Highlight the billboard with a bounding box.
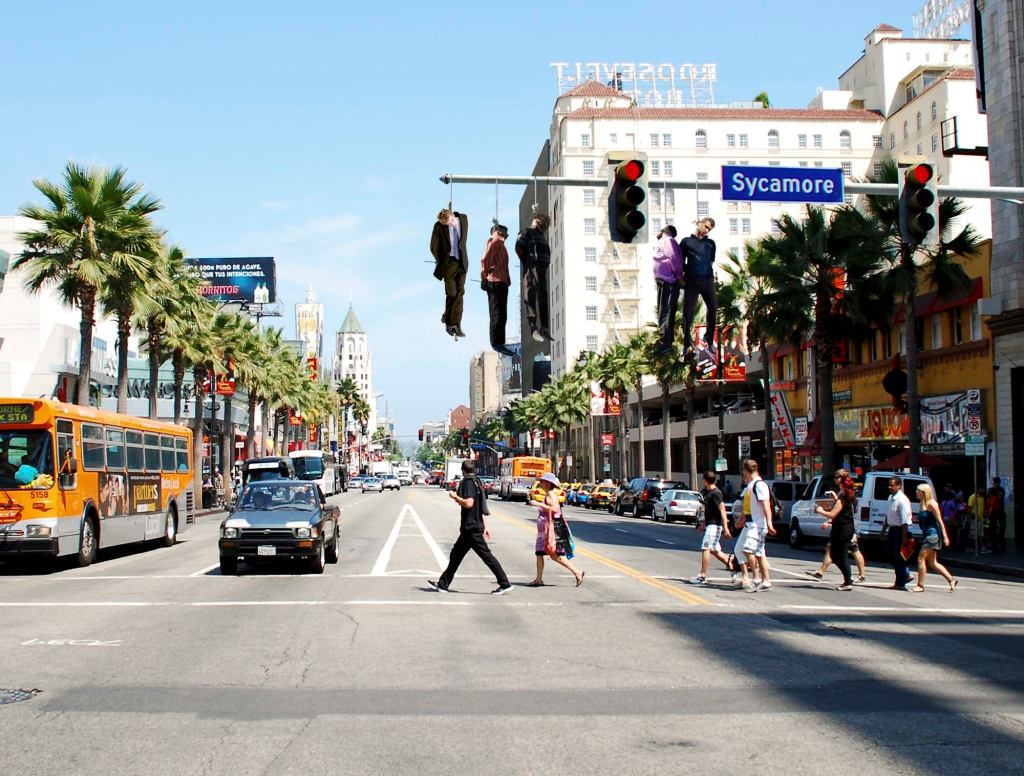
[190,257,276,304]
[695,324,748,382]
[500,343,523,395]
[590,381,621,416]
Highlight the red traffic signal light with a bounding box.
[462,431,470,443]
[608,155,648,243]
[418,429,424,441]
[899,162,938,249]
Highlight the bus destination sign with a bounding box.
[0,404,34,424]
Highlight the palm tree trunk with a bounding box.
[246,392,258,458]
[190,370,207,502]
[761,342,774,478]
[115,312,132,415]
[588,416,597,483]
[273,408,283,456]
[221,395,233,498]
[147,318,161,420]
[617,410,627,482]
[76,285,97,406]
[815,294,837,476]
[904,296,921,471]
[686,383,697,489]
[661,383,671,479]
[262,401,273,457]
[635,379,646,477]
[172,350,185,424]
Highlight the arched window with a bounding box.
[916,111,922,131]
[767,129,780,148]
[695,129,707,149]
[931,101,938,121]
[839,129,851,149]
[903,121,908,139]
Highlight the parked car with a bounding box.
[529,480,566,505]
[574,483,595,508]
[218,479,340,575]
[615,477,680,518]
[479,476,500,496]
[361,477,384,493]
[786,470,934,549]
[652,489,705,524]
[588,484,618,511]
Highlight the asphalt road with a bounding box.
[2,486,1023,776]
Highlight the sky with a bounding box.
[0,0,949,440]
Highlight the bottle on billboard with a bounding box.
[254,282,268,304]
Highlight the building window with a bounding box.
[840,129,851,149]
[583,188,596,206]
[663,160,673,177]
[873,135,883,149]
[665,188,675,207]
[650,160,661,176]
[813,134,822,148]
[953,306,965,345]
[585,247,597,262]
[582,160,595,176]
[652,217,662,231]
[727,133,736,147]
[662,133,672,147]
[609,132,617,144]
[814,161,824,168]
[768,161,780,167]
[585,276,597,291]
[882,326,892,358]
[841,162,852,177]
[697,201,709,217]
[586,335,598,351]
[768,129,779,148]
[931,101,937,122]
[799,160,809,167]
[650,188,661,208]
[696,171,709,181]
[729,218,738,235]
[741,218,751,234]
[916,143,923,155]
[583,218,596,235]
[916,111,922,131]
[770,221,781,236]
[873,162,884,178]
[903,121,908,139]
[890,132,896,149]
[695,129,707,148]
[969,303,981,340]
[931,134,938,152]
[739,133,748,148]
[581,133,591,147]
[798,134,807,148]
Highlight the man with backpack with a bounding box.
[737,459,775,593]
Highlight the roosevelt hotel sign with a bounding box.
[550,61,718,106]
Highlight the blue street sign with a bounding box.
[721,165,844,204]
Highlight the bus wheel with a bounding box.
[75,516,97,568]
[159,509,177,548]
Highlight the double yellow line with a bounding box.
[488,506,711,606]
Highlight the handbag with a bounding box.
[900,536,917,561]
[544,521,558,557]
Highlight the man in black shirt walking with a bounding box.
[429,460,512,594]
[689,471,733,585]
[681,217,718,359]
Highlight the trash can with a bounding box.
[202,488,213,509]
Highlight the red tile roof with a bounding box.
[874,23,903,32]
[564,106,882,122]
[563,80,623,98]
[941,67,976,80]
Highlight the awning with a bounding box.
[797,419,821,453]
[894,277,983,322]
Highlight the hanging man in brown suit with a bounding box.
[430,208,469,338]
[480,223,514,356]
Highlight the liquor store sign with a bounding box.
[835,406,908,443]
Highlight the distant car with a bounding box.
[361,477,384,493]
[479,476,500,496]
[381,475,401,491]
[349,476,364,488]
[616,477,680,518]
[218,479,340,575]
[588,484,617,510]
[397,474,413,486]
[573,483,595,507]
[652,489,705,524]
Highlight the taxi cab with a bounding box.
[529,479,566,505]
[587,484,618,511]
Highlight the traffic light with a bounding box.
[418,429,424,442]
[607,153,648,243]
[898,162,939,250]
[462,431,470,444]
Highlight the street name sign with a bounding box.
[715,457,729,472]
[721,165,844,204]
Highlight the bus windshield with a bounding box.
[0,430,54,489]
[292,457,324,480]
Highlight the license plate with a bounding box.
[257,545,276,556]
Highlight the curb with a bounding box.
[943,556,1024,579]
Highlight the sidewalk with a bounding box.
[942,544,1024,579]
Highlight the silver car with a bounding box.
[652,489,704,524]
[361,477,384,493]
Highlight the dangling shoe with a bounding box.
[455,326,466,337]
[532,330,545,343]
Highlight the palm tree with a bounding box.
[351,395,371,472]
[644,330,691,482]
[858,159,982,467]
[626,330,656,477]
[589,344,634,481]
[335,377,360,467]
[15,162,163,405]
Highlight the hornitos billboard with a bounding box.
[191,257,276,304]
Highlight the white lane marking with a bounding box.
[406,507,447,570]
[22,638,122,647]
[189,564,220,577]
[655,539,675,545]
[614,528,629,534]
[371,503,445,576]
[779,605,1024,615]
[0,573,626,581]
[0,602,159,607]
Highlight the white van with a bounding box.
[787,470,934,549]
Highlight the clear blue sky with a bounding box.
[1,0,945,439]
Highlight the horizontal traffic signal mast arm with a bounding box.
[439,174,1024,200]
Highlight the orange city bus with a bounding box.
[0,398,195,567]
[499,455,552,501]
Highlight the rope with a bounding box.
[493,178,500,230]
[531,177,539,215]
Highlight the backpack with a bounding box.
[752,480,783,525]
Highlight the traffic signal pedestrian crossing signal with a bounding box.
[607,154,648,243]
[898,162,938,249]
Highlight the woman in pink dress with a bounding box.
[528,473,585,587]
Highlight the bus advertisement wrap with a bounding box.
[190,257,276,304]
[129,474,162,514]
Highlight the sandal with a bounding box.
[575,570,586,587]
[949,578,958,593]
[909,586,925,593]
[526,580,545,587]
[805,570,824,580]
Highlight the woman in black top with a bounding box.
[815,469,858,591]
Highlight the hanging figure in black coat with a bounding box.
[430,208,469,339]
[515,213,552,343]
[681,217,718,361]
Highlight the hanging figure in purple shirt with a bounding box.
[652,224,684,355]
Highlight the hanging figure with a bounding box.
[480,223,515,356]
[430,208,469,338]
[652,224,683,356]
[515,213,551,343]
[681,217,718,361]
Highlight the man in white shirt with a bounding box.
[736,459,774,592]
[884,476,913,589]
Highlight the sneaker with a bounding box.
[427,579,449,593]
[756,581,772,592]
[491,585,513,595]
[854,575,866,584]
[731,573,743,587]
[836,584,853,591]
[753,577,763,587]
[531,330,545,343]
[805,570,824,580]
[688,575,707,585]
[743,582,757,593]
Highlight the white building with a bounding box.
[469,350,503,424]
[332,304,376,449]
[0,216,123,402]
[295,285,324,370]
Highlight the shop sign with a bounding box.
[738,435,751,458]
[769,392,796,449]
[835,406,908,442]
[590,382,622,416]
[770,382,796,391]
[600,432,615,448]
[921,389,982,445]
[794,417,808,446]
[832,389,852,405]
